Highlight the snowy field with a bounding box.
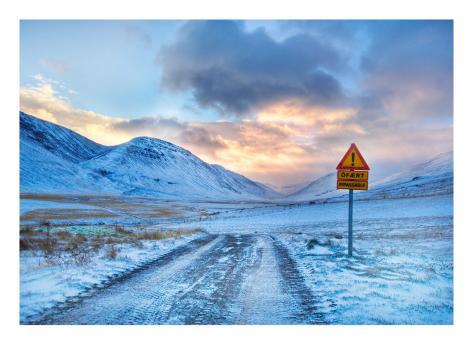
[183,194,453,324]
[20,193,453,324]
[20,228,206,323]
[275,216,452,324]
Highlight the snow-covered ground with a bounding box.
[275,216,452,324]
[184,195,452,233]
[20,230,206,323]
[181,194,453,324]
[20,192,453,324]
[20,194,453,324]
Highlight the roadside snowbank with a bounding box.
[274,215,453,324]
[20,232,204,323]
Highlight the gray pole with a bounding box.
[348,189,353,257]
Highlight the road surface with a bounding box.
[31,234,326,325]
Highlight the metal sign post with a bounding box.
[348,189,353,257]
[336,143,370,257]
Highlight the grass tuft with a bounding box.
[19,224,205,266]
[107,245,118,260]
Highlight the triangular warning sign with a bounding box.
[336,143,370,170]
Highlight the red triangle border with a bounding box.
[336,143,370,170]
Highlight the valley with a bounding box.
[19,112,454,325]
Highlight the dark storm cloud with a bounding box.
[157,20,348,116]
[280,20,453,126]
[111,115,227,154]
[179,126,227,151]
[357,20,453,124]
[280,20,367,46]
[113,116,183,132]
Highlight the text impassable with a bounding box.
[337,180,368,190]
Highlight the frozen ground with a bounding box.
[275,216,452,324]
[20,231,205,323]
[182,194,453,324]
[30,233,325,325]
[20,193,453,325]
[181,195,452,233]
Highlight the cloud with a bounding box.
[20,77,129,145]
[358,21,453,125]
[113,116,183,134]
[19,76,230,155]
[112,116,228,157]
[157,20,349,116]
[157,20,453,131]
[21,19,453,188]
[278,20,367,49]
[179,126,228,152]
[19,76,334,185]
[20,72,452,187]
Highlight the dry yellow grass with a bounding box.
[21,194,185,222]
[20,223,205,265]
[20,193,72,202]
[138,227,204,240]
[21,208,118,222]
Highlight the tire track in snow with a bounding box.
[31,233,220,324]
[270,236,326,324]
[236,234,326,324]
[31,234,325,324]
[154,234,257,324]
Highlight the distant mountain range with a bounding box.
[20,112,280,200]
[20,111,453,202]
[284,151,452,201]
[265,181,313,195]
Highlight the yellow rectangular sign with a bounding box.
[337,180,368,190]
[337,170,369,181]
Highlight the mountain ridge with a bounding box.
[284,151,453,202]
[20,111,453,202]
[20,112,279,200]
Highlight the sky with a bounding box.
[19,20,453,188]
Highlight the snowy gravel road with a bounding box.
[30,233,325,325]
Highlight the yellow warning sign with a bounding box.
[337,170,369,181]
[337,180,368,190]
[336,143,370,170]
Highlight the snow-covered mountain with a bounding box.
[20,112,452,202]
[20,112,279,200]
[265,181,313,195]
[20,113,120,194]
[20,112,111,163]
[367,151,453,199]
[285,151,453,202]
[285,172,340,201]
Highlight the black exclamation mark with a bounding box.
[351,152,355,166]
